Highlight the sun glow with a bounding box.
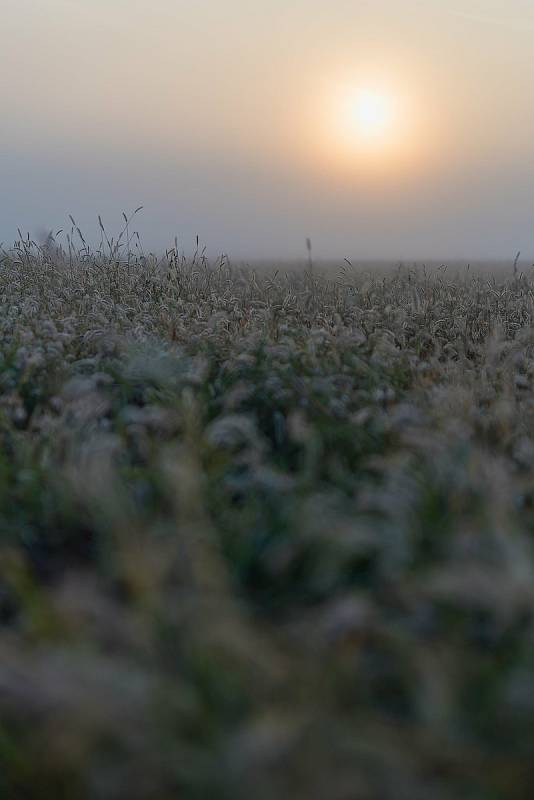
[309,72,434,180]
[348,89,395,140]
[336,85,403,156]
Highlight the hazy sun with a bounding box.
[314,78,422,176]
[349,89,394,139]
[309,70,433,179]
[337,87,399,149]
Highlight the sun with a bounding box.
[311,72,429,177]
[341,87,397,146]
[350,89,394,139]
[320,81,414,171]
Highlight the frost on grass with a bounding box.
[1,240,534,799]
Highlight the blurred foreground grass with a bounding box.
[1,232,534,798]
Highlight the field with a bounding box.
[1,230,534,799]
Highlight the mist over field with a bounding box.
[3,3,534,799]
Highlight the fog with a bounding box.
[2,0,534,260]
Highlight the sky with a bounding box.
[2,0,534,260]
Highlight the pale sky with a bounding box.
[2,0,534,259]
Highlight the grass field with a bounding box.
[1,229,534,799]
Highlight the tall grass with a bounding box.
[1,228,534,799]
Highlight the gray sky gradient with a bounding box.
[2,0,534,259]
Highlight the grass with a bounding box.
[1,227,534,798]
